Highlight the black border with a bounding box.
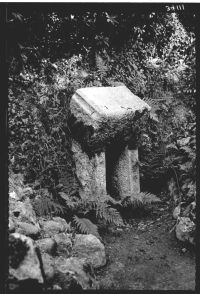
[3,2,200,293]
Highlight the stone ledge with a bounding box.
[70,86,150,150]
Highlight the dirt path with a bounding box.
[96,203,195,290]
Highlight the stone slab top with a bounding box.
[70,85,151,150]
[71,86,150,127]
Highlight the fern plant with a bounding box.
[32,190,66,217]
[77,191,124,226]
[95,54,108,80]
[73,215,100,239]
[121,192,161,208]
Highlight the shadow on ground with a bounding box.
[96,202,195,290]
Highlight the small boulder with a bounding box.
[9,233,43,289]
[9,218,15,233]
[54,233,72,257]
[40,220,66,238]
[16,222,41,239]
[9,198,38,225]
[72,234,106,269]
[41,253,55,283]
[52,217,71,232]
[36,238,57,255]
[175,217,195,244]
[54,256,98,290]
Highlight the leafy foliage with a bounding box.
[121,192,161,208]
[32,189,66,217]
[73,215,100,239]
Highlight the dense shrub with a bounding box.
[8,7,196,223]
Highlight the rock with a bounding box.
[41,253,55,283]
[70,86,150,148]
[16,222,41,239]
[52,217,71,232]
[54,256,98,290]
[9,190,20,201]
[40,219,67,238]
[52,284,62,290]
[36,238,57,255]
[9,233,43,289]
[9,218,15,233]
[72,234,106,269]
[54,233,72,257]
[175,217,195,244]
[9,197,38,226]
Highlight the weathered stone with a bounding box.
[52,217,71,233]
[52,284,62,290]
[70,85,150,148]
[54,233,72,257]
[175,217,195,244]
[72,140,107,196]
[9,233,43,288]
[16,222,41,239]
[9,197,38,226]
[72,234,106,269]
[70,86,149,200]
[40,220,66,238]
[106,144,140,199]
[9,190,20,201]
[54,256,98,290]
[36,238,57,255]
[41,253,55,283]
[9,217,16,233]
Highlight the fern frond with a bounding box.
[32,195,65,217]
[122,192,161,208]
[143,97,159,108]
[73,215,100,239]
[58,191,79,210]
[77,192,123,226]
[96,204,124,226]
[95,54,108,77]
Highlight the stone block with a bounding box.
[106,144,140,199]
[72,140,106,196]
[70,85,150,149]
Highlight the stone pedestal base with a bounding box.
[72,140,107,197]
[72,140,140,200]
[106,144,140,199]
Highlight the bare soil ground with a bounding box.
[96,202,195,290]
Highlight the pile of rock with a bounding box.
[173,201,195,245]
[8,188,106,290]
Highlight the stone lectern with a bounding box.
[70,85,150,200]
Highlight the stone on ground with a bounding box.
[9,197,38,226]
[53,233,73,257]
[39,219,67,238]
[72,234,106,269]
[9,233,43,289]
[36,238,57,255]
[54,256,98,289]
[175,217,195,244]
[40,253,55,283]
[16,221,41,239]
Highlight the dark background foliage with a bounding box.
[8,4,196,224]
